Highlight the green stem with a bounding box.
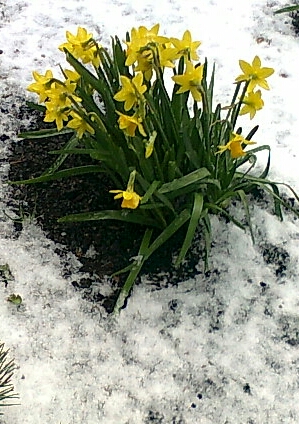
[113,228,153,314]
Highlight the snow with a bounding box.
[0,0,299,422]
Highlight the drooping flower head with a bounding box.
[116,112,146,137]
[110,170,142,209]
[239,89,264,119]
[216,133,256,159]
[63,69,81,82]
[67,111,95,139]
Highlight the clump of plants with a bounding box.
[0,341,18,415]
[14,24,299,312]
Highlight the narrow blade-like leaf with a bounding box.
[58,209,160,227]
[9,165,104,184]
[175,193,204,267]
[158,168,210,194]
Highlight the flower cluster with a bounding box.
[214,56,274,158]
[113,25,275,164]
[236,55,274,119]
[20,24,298,313]
[124,24,200,77]
[27,28,98,135]
[27,24,275,164]
[113,24,203,143]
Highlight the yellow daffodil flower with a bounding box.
[130,24,169,45]
[158,46,177,68]
[216,133,256,159]
[134,50,155,81]
[114,73,147,111]
[27,70,54,103]
[172,61,204,102]
[67,111,95,138]
[170,30,201,61]
[117,112,146,137]
[125,24,169,64]
[239,89,264,119]
[44,102,70,131]
[59,27,101,67]
[110,170,142,209]
[125,24,169,73]
[63,69,81,82]
[45,80,81,109]
[109,190,142,209]
[235,56,274,92]
[126,44,155,81]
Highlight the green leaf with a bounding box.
[161,178,220,202]
[137,174,175,214]
[65,49,117,117]
[145,209,191,257]
[205,202,246,231]
[109,211,191,311]
[58,209,160,227]
[182,120,202,169]
[9,165,104,184]
[139,203,166,210]
[49,148,100,155]
[158,168,210,194]
[240,144,271,179]
[113,228,153,313]
[271,183,283,220]
[174,193,204,267]
[18,127,73,139]
[140,180,161,204]
[25,101,46,112]
[274,5,299,14]
[49,148,112,161]
[42,134,79,176]
[64,49,105,93]
[232,173,299,220]
[112,35,129,77]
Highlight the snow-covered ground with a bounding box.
[0,0,299,423]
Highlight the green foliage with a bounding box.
[274,4,299,14]
[12,25,299,313]
[0,342,19,415]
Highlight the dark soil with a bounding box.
[7,103,297,312]
[7,104,204,312]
